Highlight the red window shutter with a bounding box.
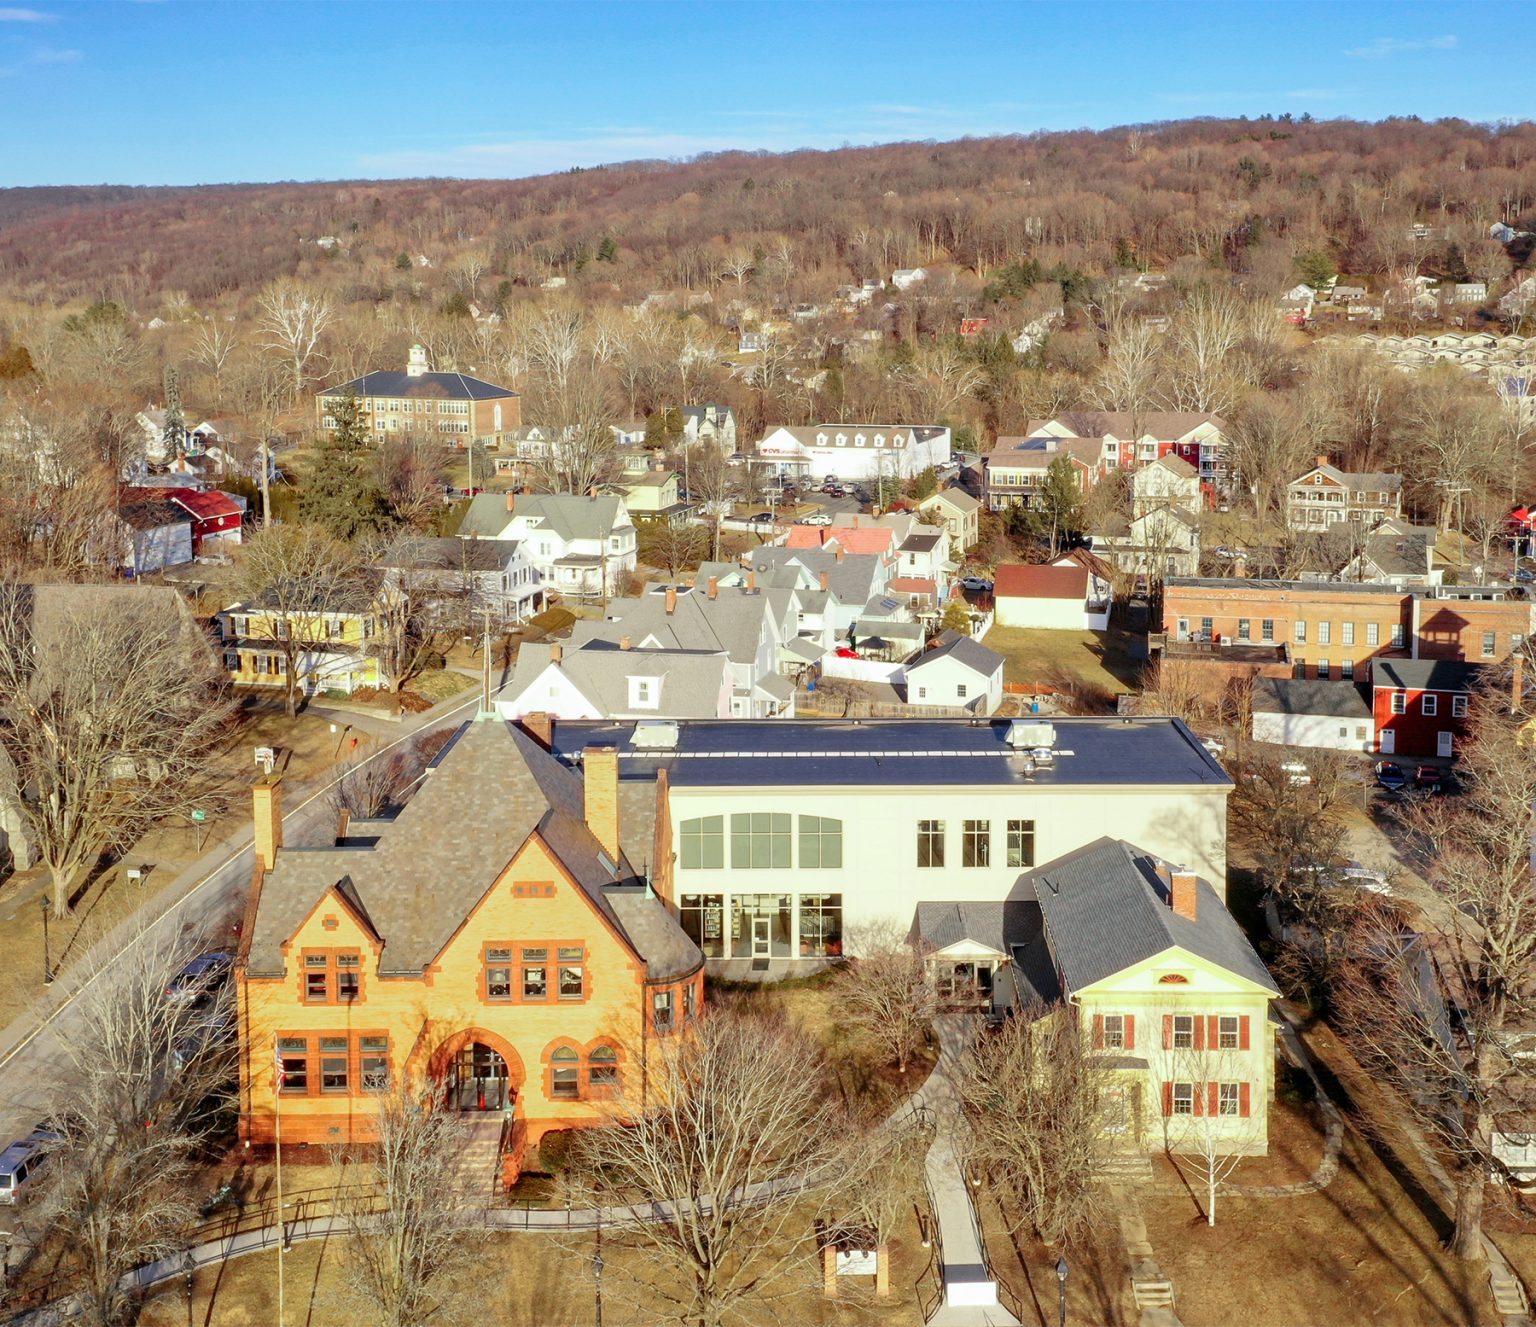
[1239,1016,1251,1051]
[1193,1017,1205,1052]
[1161,1082,1173,1117]
[1162,1014,1173,1050]
[1240,1082,1251,1117]
[1208,1083,1220,1116]
[1092,1015,1105,1050]
[1124,1015,1136,1050]
[1207,1015,1220,1049]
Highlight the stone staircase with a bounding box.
[443,1118,505,1207]
[1490,1265,1530,1319]
[1101,1151,1155,1183]
[1131,1275,1177,1311]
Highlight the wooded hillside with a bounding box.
[2,116,1533,305]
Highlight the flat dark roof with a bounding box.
[546,717,1232,790]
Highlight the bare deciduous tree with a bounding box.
[838,922,938,1076]
[567,1008,859,1327]
[0,581,233,916]
[332,1085,483,1327]
[234,524,365,717]
[39,926,237,1327]
[257,277,334,397]
[1336,694,1536,1260]
[958,1004,1114,1245]
[1150,1041,1267,1226]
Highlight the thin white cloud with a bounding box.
[28,45,79,63]
[1345,35,1457,59]
[0,7,55,20]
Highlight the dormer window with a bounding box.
[629,676,660,710]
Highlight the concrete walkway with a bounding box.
[911,1014,1021,1327]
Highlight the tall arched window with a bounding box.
[550,1046,580,1100]
[588,1045,619,1093]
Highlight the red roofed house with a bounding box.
[995,563,1111,631]
[784,524,896,558]
[165,487,246,553]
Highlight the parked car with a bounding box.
[163,951,233,1007]
[1374,761,1408,792]
[1517,569,1536,584]
[747,511,774,524]
[727,452,748,467]
[1335,860,1393,895]
[823,473,838,485]
[959,576,993,593]
[828,486,847,498]
[1199,736,1226,757]
[797,514,833,526]
[1414,765,1449,793]
[0,1127,60,1205]
[834,646,860,659]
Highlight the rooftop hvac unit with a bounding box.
[1005,720,1056,751]
[632,720,680,749]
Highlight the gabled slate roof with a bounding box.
[246,720,699,981]
[1025,838,1276,995]
[907,632,1004,679]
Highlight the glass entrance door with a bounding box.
[751,917,772,962]
[449,1043,511,1112]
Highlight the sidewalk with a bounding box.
[913,1013,1021,1327]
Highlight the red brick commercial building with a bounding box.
[316,343,521,449]
[1162,579,1533,681]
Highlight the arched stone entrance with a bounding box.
[426,1028,526,1114]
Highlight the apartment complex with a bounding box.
[316,344,521,447]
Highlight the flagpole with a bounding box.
[274,1036,285,1327]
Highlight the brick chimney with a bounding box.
[819,570,829,592]
[835,546,846,563]
[665,586,678,615]
[583,746,621,861]
[1316,454,1329,468]
[520,712,554,750]
[549,641,562,665]
[619,635,631,651]
[853,515,861,529]
[707,576,718,600]
[505,491,516,514]
[1170,868,1198,922]
[252,775,284,873]
[747,570,757,593]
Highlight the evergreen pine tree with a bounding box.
[299,391,392,540]
[162,365,186,460]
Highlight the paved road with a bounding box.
[0,683,504,1165]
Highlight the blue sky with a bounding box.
[1,0,1528,186]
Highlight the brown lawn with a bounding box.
[979,624,1143,699]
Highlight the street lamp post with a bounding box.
[1056,1254,1069,1327]
[182,1250,195,1327]
[592,1222,605,1327]
[39,897,51,986]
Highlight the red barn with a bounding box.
[165,488,245,553]
[1371,658,1480,759]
